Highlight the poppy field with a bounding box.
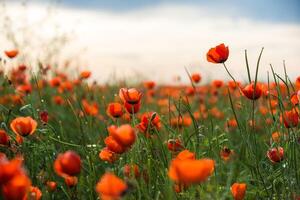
[0,44,300,200]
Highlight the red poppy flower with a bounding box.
[104,136,126,154]
[0,129,10,145]
[40,111,49,124]
[267,147,284,163]
[80,71,91,79]
[280,109,299,128]
[25,186,42,200]
[4,50,19,59]
[119,88,142,104]
[241,82,262,100]
[168,158,215,185]
[191,73,201,83]
[137,112,161,134]
[99,147,117,163]
[167,139,184,152]
[10,116,37,137]
[108,124,136,148]
[123,164,140,178]
[207,43,229,63]
[54,151,81,178]
[220,146,235,161]
[106,103,123,118]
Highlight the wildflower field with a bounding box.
[0,44,299,200]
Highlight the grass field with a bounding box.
[0,44,299,200]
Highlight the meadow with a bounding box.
[0,44,299,200]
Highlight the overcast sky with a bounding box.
[2,0,300,83]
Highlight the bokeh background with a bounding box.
[1,0,300,83]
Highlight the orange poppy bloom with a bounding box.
[123,164,140,178]
[137,112,161,134]
[191,73,201,83]
[241,82,262,100]
[167,139,184,152]
[119,88,142,104]
[99,147,117,163]
[95,172,127,200]
[80,70,91,79]
[54,151,81,178]
[280,109,299,128]
[291,91,300,106]
[108,124,136,148]
[168,158,215,185]
[4,50,19,59]
[104,136,126,154]
[82,99,99,116]
[25,186,42,200]
[1,173,31,200]
[46,181,57,192]
[267,147,284,163]
[106,103,123,118]
[10,116,37,137]
[207,43,229,63]
[0,129,10,145]
[231,183,247,200]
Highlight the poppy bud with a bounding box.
[40,111,49,124]
[0,129,10,145]
[267,147,284,163]
[46,181,57,192]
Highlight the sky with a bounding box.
[2,0,300,83]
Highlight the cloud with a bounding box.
[2,3,300,83]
